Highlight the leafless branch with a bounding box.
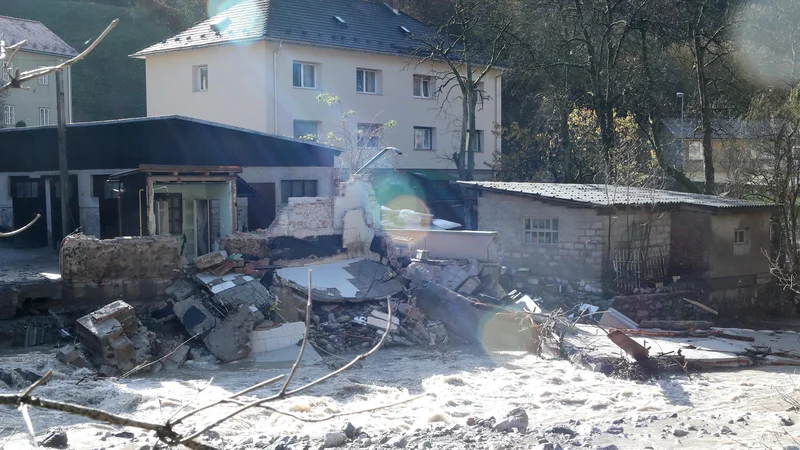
[0,19,119,92]
[0,214,40,238]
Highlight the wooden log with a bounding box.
[638,320,714,331]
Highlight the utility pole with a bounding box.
[56,70,69,240]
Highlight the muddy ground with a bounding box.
[1,344,800,450]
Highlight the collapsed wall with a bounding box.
[60,234,181,306]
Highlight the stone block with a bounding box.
[165,279,195,302]
[56,345,86,368]
[173,297,219,337]
[194,250,228,270]
[221,232,270,258]
[203,304,258,363]
[162,345,190,370]
[89,300,138,336]
[398,303,425,321]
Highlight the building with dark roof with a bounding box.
[657,118,779,185]
[130,0,501,181]
[0,15,76,127]
[459,181,778,317]
[0,116,341,253]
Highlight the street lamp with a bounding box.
[354,147,403,175]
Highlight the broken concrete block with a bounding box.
[397,303,425,322]
[56,345,86,368]
[370,310,400,326]
[458,276,481,295]
[89,300,138,336]
[203,304,258,363]
[162,345,190,370]
[214,279,276,312]
[165,279,196,302]
[173,297,219,337]
[599,308,638,330]
[250,321,306,353]
[366,316,398,333]
[194,250,228,269]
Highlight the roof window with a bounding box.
[399,26,411,34]
[210,17,232,33]
[334,16,346,25]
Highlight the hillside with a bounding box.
[2,0,175,121]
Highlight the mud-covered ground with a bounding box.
[1,344,800,450]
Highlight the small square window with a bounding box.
[3,105,15,126]
[293,62,317,88]
[524,218,559,244]
[414,127,433,150]
[193,65,208,92]
[357,123,383,148]
[413,74,433,98]
[734,228,749,245]
[356,69,377,93]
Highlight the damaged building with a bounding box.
[0,115,341,250]
[458,182,784,318]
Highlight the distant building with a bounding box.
[0,15,75,127]
[130,0,501,180]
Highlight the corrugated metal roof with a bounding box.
[660,118,776,140]
[457,182,775,210]
[0,15,78,58]
[131,0,431,58]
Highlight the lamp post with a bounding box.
[677,92,685,123]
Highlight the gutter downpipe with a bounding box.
[273,41,283,134]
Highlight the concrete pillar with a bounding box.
[44,178,53,247]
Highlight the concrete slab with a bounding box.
[275,258,403,302]
[248,342,322,366]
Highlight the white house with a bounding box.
[130,0,501,179]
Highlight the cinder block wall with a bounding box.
[475,192,605,282]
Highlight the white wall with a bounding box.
[143,42,501,172]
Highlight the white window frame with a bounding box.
[3,105,15,126]
[413,127,433,150]
[293,120,320,140]
[293,62,317,89]
[733,227,750,256]
[2,61,12,82]
[473,130,484,153]
[38,66,49,85]
[524,218,559,245]
[356,69,378,94]
[39,107,50,126]
[193,65,209,92]
[413,74,433,98]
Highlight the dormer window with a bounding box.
[334,16,346,25]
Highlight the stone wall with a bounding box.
[265,197,336,238]
[220,232,270,259]
[60,234,180,305]
[475,192,604,283]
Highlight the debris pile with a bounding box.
[403,257,504,298]
[74,300,156,375]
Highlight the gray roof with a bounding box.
[660,118,776,140]
[0,15,78,58]
[457,182,774,210]
[132,0,431,58]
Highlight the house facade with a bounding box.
[0,116,339,255]
[130,0,501,178]
[0,15,75,127]
[459,181,778,316]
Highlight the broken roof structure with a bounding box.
[457,182,774,211]
[131,0,432,58]
[275,258,404,303]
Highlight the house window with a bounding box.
[294,120,320,140]
[38,66,49,85]
[39,108,50,126]
[734,228,750,256]
[293,62,317,88]
[193,65,209,91]
[473,130,484,153]
[413,74,432,98]
[281,180,318,203]
[524,218,559,244]
[688,141,703,161]
[414,127,433,150]
[356,69,377,93]
[155,193,183,235]
[2,61,12,82]
[13,181,38,198]
[3,105,15,126]
[357,123,383,148]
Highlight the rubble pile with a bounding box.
[74,300,156,375]
[403,257,505,299]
